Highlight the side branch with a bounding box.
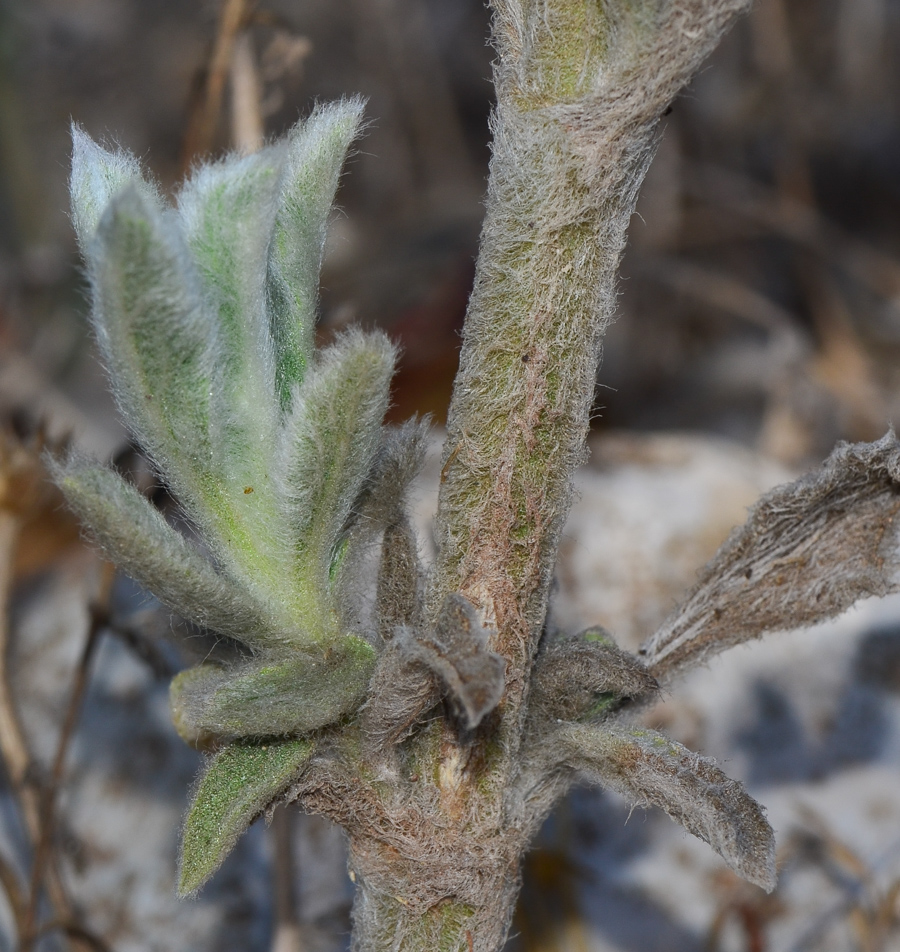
[641,432,900,683]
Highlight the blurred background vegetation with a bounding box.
[0,0,493,438]
[1,0,898,457]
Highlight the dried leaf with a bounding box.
[358,419,430,529]
[337,418,428,632]
[559,723,776,891]
[376,520,423,639]
[178,738,313,896]
[411,593,507,729]
[641,433,900,683]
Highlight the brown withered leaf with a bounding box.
[361,592,508,748]
[640,433,900,683]
[337,419,428,630]
[559,723,776,892]
[412,592,507,729]
[376,519,423,639]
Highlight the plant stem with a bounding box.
[431,0,752,764]
[348,832,522,952]
[416,6,755,944]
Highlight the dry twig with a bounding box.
[21,562,115,952]
[181,0,251,167]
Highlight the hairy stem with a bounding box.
[431,0,752,765]
[348,833,522,952]
[342,7,760,950]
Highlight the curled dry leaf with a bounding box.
[333,418,429,637]
[361,627,441,751]
[361,592,508,749]
[376,520,423,638]
[411,593,507,730]
[641,433,900,683]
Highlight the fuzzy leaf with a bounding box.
[52,460,292,649]
[560,724,776,891]
[336,418,429,633]
[376,521,423,638]
[70,126,160,248]
[361,627,441,751]
[275,329,396,626]
[641,433,900,683]
[529,628,658,722]
[170,637,377,741]
[362,420,430,522]
[411,593,507,729]
[87,187,217,515]
[269,99,365,408]
[177,149,283,540]
[89,185,287,592]
[179,738,314,896]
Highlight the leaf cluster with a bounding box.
[55,105,423,893]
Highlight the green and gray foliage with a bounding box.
[58,99,408,894]
[54,2,900,950]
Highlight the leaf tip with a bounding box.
[177,739,314,897]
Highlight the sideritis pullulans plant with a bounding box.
[53,1,900,950]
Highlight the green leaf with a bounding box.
[53,460,295,649]
[70,125,160,249]
[177,149,284,554]
[170,636,377,740]
[178,738,314,896]
[88,187,216,512]
[268,99,365,409]
[90,186,283,593]
[275,328,396,632]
